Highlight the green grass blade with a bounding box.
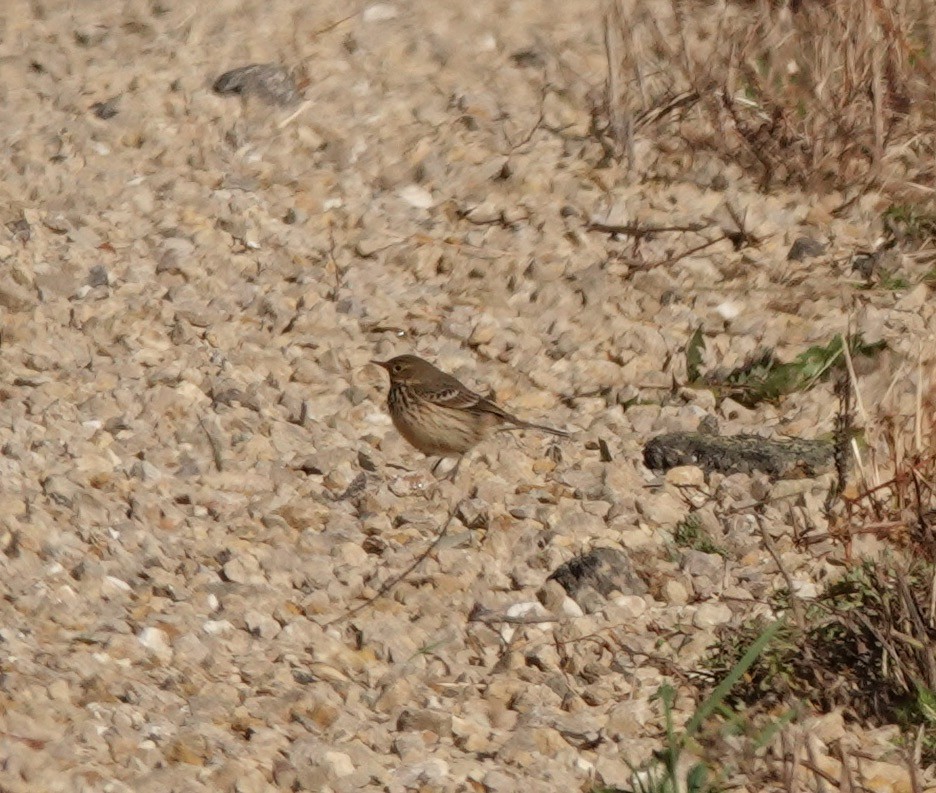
[684,618,785,738]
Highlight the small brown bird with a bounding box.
[373,354,569,457]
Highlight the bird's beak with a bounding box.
[371,359,390,370]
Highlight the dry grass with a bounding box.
[597,0,936,200]
[593,1,936,786]
[690,356,936,789]
[832,350,936,559]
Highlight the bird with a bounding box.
[372,354,569,460]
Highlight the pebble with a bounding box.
[137,627,172,663]
[322,751,355,778]
[663,579,690,605]
[692,602,734,629]
[552,548,647,599]
[363,3,399,22]
[397,708,453,737]
[681,549,725,580]
[212,63,300,107]
[397,184,434,210]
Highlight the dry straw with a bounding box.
[599,0,936,199]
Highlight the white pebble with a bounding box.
[138,627,172,661]
[363,3,398,22]
[397,184,434,210]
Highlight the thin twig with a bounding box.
[308,9,360,39]
[199,416,224,472]
[327,221,343,301]
[832,741,855,793]
[909,727,924,793]
[0,732,46,750]
[656,233,736,267]
[467,604,560,626]
[757,514,806,631]
[586,220,709,237]
[803,742,834,793]
[277,99,312,129]
[503,82,550,155]
[603,0,629,164]
[324,500,462,626]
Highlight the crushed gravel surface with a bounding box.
[0,0,932,791]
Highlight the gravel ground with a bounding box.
[0,1,933,791]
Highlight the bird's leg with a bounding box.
[430,456,461,480]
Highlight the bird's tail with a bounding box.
[506,418,570,438]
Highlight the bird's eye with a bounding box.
[392,364,403,374]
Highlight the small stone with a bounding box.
[6,217,30,243]
[692,602,733,629]
[203,619,234,635]
[47,679,71,701]
[510,47,545,69]
[272,759,298,789]
[165,734,209,766]
[663,579,690,605]
[363,3,398,22]
[452,715,492,753]
[91,97,120,120]
[665,465,706,487]
[482,769,516,792]
[787,236,826,261]
[43,213,71,233]
[74,24,109,47]
[606,594,647,619]
[397,184,434,209]
[138,627,172,662]
[791,578,820,599]
[809,711,846,744]
[130,460,163,482]
[636,491,687,527]
[0,278,34,311]
[322,750,354,778]
[394,758,449,787]
[605,698,654,739]
[681,550,724,580]
[548,547,647,612]
[537,579,568,613]
[234,769,272,793]
[456,498,489,529]
[213,64,300,107]
[87,264,110,287]
[283,207,307,225]
[558,596,584,617]
[896,283,928,312]
[42,475,79,507]
[102,576,132,597]
[556,468,605,500]
[392,733,426,762]
[505,601,549,623]
[222,556,263,585]
[396,708,453,737]
[851,251,878,279]
[355,236,391,258]
[245,611,280,639]
[858,759,911,793]
[715,301,742,321]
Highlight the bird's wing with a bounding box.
[413,369,566,434]
[418,382,484,410]
[416,375,512,419]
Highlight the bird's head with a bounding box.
[372,355,433,384]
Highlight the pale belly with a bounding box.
[391,404,481,455]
